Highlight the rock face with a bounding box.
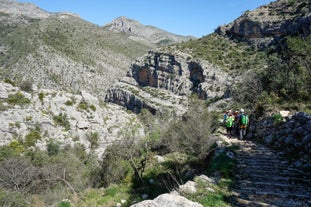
[106,51,234,114]
[0,81,144,158]
[216,0,311,48]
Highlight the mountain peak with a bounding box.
[104,16,194,46]
[0,0,50,19]
[105,16,141,33]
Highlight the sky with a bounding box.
[17,0,276,38]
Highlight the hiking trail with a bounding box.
[222,135,311,207]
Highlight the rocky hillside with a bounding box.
[0,80,144,158]
[0,0,191,98]
[216,0,311,48]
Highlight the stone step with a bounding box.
[236,149,276,155]
[236,180,311,195]
[238,168,305,178]
[235,174,311,186]
[236,156,287,163]
[232,187,311,201]
[237,163,289,170]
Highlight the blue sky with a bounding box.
[17,0,275,37]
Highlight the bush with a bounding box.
[77,100,88,111]
[64,100,73,106]
[53,113,70,131]
[86,132,99,149]
[162,98,218,160]
[7,91,31,105]
[38,92,45,102]
[24,129,41,147]
[272,113,283,125]
[0,190,28,207]
[47,141,60,156]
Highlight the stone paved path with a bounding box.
[225,137,311,207]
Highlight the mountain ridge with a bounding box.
[0,0,192,99]
[103,16,195,46]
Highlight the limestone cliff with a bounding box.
[216,0,311,48]
[105,51,234,115]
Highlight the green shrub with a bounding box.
[64,100,73,106]
[24,130,41,147]
[162,98,218,160]
[4,78,16,86]
[208,150,236,178]
[9,140,24,153]
[0,145,19,161]
[7,91,31,105]
[53,113,70,131]
[272,113,283,125]
[0,190,28,207]
[47,141,60,156]
[38,92,45,102]
[77,101,88,111]
[89,104,96,111]
[58,199,71,207]
[86,132,99,149]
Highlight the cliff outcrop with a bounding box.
[216,0,311,48]
[105,51,235,114]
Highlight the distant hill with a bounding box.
[0,0,192,98]
[103,16,195,47]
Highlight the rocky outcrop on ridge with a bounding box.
[216,0,311,48]
[0,81,144,158]
[104,16,194,47]
[105,51,235,114]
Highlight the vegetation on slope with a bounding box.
[0,97,235,206]
[176,33,267,73]
[0,13,153,94]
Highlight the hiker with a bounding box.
[233,110,240,137]
[226,110,235,138]
[239,108,249,139]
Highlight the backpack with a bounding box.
[241,114,248,125]
[223,113,228,123]
[226,116,234,127]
